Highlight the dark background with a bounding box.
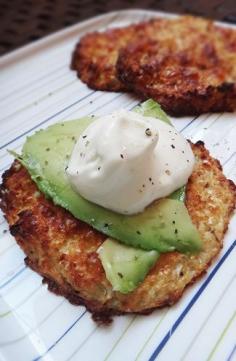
[0,0,236,56]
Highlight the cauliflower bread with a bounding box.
[72,16,236,116]
[1,142,235,323]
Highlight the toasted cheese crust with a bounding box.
[72,16,236,115]
[0,142,235,323]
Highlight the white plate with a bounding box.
[0,9,236,361]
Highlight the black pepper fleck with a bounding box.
[118,272,123,278]
[46,147,50,151]
[82,135,87,139]
[171,144,175,149]
[136,230,141,235]
[175,229,178,234]
[3,229,7,234]
[120,154,124,159]
[145,128,152,136]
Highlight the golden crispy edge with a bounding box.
[71,29,132,92]
[0,141,235,323]
[72,15,236,115]
[117,56,236,116]
[71,17,167,92]
[116,33,236,116]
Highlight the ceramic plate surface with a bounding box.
[0,9,235,361]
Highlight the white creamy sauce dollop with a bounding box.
[66,110,194,215]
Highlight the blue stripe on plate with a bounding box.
[180,115,199,132]
[0,92,124,174]
[226,344,236,361]
[148,240,236,361]
[0,266,26,290]
[33,310,87,361]
[29,240,236,361]
[0,65,67,103]
[0,91,94,150]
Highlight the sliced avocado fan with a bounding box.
[16,99,201,254]
[98,238,159,294]
[13,100,202,293]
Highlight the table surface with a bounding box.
[0,0,236,56]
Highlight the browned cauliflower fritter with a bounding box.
[0,142,235,323]
[71,18,166,91]
[117,17,236,116]
[72,16,236,116]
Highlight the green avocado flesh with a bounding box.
[134,99,171,125]
[98,238,159,294]
[16,100,202,293]
[18,100,201,254]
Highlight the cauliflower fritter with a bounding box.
[117,17,236,115]
[72,16,236,115]
[0,142,235,323]
[71,18,166,91]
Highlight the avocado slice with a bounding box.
[16,100,201,253]
[98,238,159,294]
[135,99,171,125]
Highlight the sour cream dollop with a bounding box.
[67,110,194,215]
